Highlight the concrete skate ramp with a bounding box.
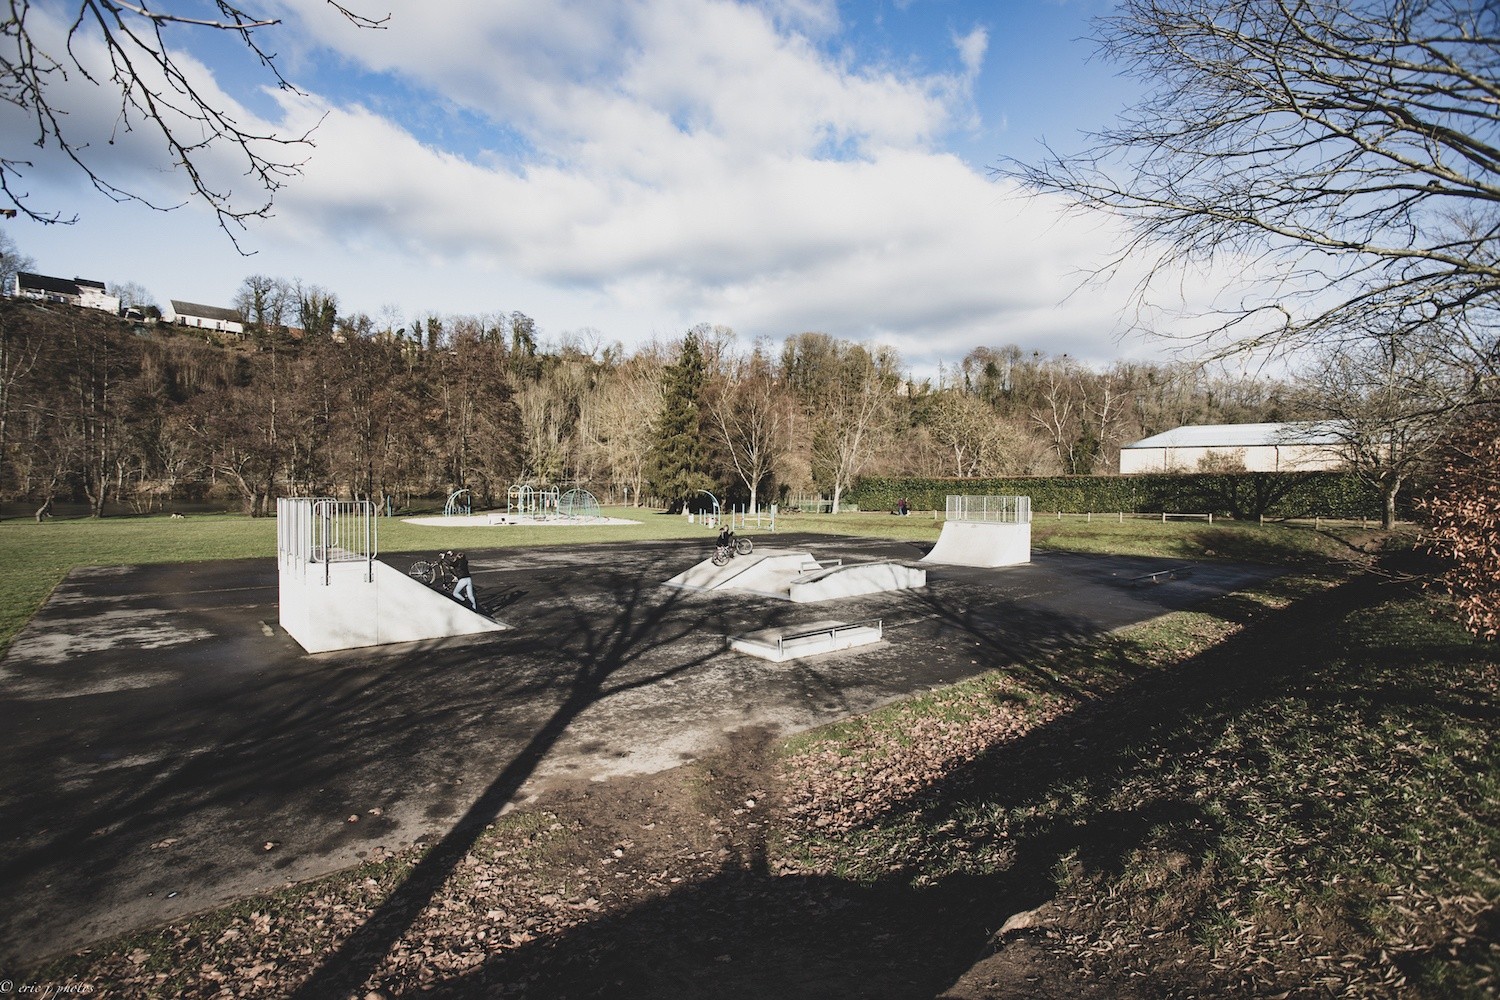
[279,559,507,654]
[922,520,1032,568]
[789,561,926,603]
[664,548,821,595]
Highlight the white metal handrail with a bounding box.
[277,497,377,585]
[945,495,1031,524]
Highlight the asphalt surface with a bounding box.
[0,533,1278,963]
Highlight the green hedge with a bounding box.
[851,472,1393,520]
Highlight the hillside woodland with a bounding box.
[0,299,1296,518]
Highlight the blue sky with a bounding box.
[5,0,1228,375]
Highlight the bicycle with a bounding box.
[710,534,754,567]
[409,552,459,591]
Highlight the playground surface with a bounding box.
[0,533,1277,963]
[403,511,643,527]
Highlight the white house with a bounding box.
[1119,422,1348,474]
[12,272,121,314]
[167,299,245,336]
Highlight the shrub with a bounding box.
[1420,413,1500,640]
[851,472,1387,520]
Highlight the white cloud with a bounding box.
[7,0,1252,376]
[954,25,989,79]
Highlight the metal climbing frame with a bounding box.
[507,483,560,517]
[559,488,602,520]
[444,489,472,517]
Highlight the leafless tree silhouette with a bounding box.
[1004,0,1500,365]
[1,1,385,249]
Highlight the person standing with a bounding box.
[451,551,478,610]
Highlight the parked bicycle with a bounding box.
[710,533,754,567]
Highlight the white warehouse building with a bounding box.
[1119,422,1348,475]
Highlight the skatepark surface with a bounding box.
[0,533,1278,962]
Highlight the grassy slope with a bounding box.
[780,568,1498,997]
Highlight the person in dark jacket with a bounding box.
[450,551,478,610]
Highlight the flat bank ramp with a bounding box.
[664,549,821,595]
[280,559,507,654]
[788,561,926,603]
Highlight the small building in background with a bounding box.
[166,300,245,336]
[1119,422,1348,474]
[12,272,121,314]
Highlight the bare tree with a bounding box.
[1293,325,1470,527]
[711,345,789,514]
[1031,358,1087,474]
[1007,0,1500,370]
[1,2,386,246]
[234,274,290,333]
[107,279,154,310]
[0,226,33,290]
[585,358,662,506]
[812,343,900,514]
[927,390,998,477]
[0,301,40,492]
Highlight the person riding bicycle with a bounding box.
[716,525,732,550]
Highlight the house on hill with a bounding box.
[12,272,121,314]
[1119,422,1348,474]
[167,300,244,336]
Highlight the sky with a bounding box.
[3,0,1237,376]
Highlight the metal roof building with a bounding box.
[1119,421,1348,474]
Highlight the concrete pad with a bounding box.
[663,548,820,594]
[730,620,885,662]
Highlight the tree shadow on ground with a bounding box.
[285,570,758,999]
[0,551,762,968]
[382,572,1407,999]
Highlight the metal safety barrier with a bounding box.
[277,497,377,586]
[945,495,1031,524]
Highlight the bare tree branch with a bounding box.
[0,1,386,250]
[1001,0,1500,372]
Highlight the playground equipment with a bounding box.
[507,483,560,518]
[444,489,472,517]
[921,495,1032,568]
[277,497,505,653]
[559,487,604,520]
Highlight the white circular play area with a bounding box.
[404,485,639,527]
[403,511,641,527]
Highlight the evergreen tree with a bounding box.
[648,332,713,512]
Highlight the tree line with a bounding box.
[0,291,1304,519]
